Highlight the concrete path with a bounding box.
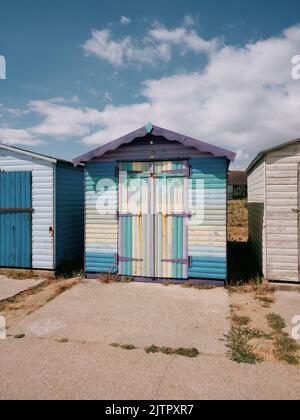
[0,276,43,301]
[8,282,231,355]
[274,291,300,343]
[1,282,300,400]
[0,336,299,400]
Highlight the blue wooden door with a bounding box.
[0,172,32,268]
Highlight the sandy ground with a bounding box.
[0,279,300,400]
[0,276,43,301]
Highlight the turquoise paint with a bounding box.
[146,122,153,134]
[86,252,117,273]
[0,171,32,268]
[56,163,84,268]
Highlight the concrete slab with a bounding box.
[0,276,43,301]
[0,337,299,400]
[274,291,300,343]
[9,282,231,355]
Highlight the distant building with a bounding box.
[228,170,247,199]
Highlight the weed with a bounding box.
[225,327,271,364]
[266,313,286,332]
[144,345,200,358]
[120,344,136,350]
[181,282,216,290]
[110,343,120,348]
[56,338,69,343]
[273,333,300,365]
[265,314,299,365]
[14,334,25,339]
[110,343,136,350]
[232,314,251,327]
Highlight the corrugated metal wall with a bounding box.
[0,172,32,268]
[55,163,85,267]
[0,149,55,269]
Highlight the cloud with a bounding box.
[0,128,42,146]
[148,23,219,54]
[79,23,300,167]
[83,22,217,67]
[3,23,300,168]
[120,16,131,25]
[183,15,196,27]
[28,98,102,138]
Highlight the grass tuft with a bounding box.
[273,333,300,365]
[110,343,137,350]
[144,345,200,358]
[232,314,251,327]
[225,327,271,364]
[266,313,286,332]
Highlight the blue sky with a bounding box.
[1,0,300,167]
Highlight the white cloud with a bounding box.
[0,128,42,146]
[28,98,102,138]
[183,15,196,27]
[79,23,300,167]
[120,16,131,25]
[83,22,217,67]
[83,29,130,66]
[148,23,218,54]
[3,24,300,167]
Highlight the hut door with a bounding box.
[153,162,189,279]
[0,172,32,268]
[118,163,153,277]
[118,161,188,279]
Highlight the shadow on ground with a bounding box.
[227,240,262,286]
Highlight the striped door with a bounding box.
[154,162,189,279]
[118,161,188,279]
[0,172,32,268]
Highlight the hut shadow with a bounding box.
[227,240,262,286]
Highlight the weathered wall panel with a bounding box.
[265,144,300,282]
[0,148,54,269]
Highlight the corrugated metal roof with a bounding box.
[73,124,236,166]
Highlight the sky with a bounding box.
[1,0,300,168]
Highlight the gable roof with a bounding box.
[0,143,75,165]
[246,137,300,174]
[73,124,236,166]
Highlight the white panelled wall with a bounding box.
[0,148,55,269]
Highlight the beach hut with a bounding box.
[0,143,84,272]
[74,124,236,284]
[247,138,300,283]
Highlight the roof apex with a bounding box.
[73,124,236,166]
